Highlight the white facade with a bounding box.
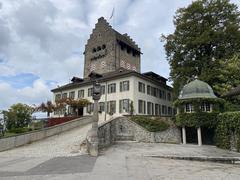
[52,74,173,123]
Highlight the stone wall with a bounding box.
[98,116,181,148]
[0,116,92,152]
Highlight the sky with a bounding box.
[0,0,239,110]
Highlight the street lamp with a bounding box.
[86,72,102,156]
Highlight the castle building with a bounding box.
[51,17,174,123]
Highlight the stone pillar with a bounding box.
[87,100,99,156]
[197,127,202,146]
[86,79,101,157]
[182,126,186,144]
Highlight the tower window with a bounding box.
[97,46,101,51]
[92,48,96,53]
[102,44,106,49]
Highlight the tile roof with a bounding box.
[51,68,171,92]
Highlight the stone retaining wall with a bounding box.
[98,116,181,148]
[0,116,92,152]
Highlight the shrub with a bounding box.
[8,127,32,134]
[130,116,170,132]
[215,111,240,151]
[175,112,219,128]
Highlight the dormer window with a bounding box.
[127,48,131,54]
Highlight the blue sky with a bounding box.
[0,0,239,110]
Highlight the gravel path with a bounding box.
[0,123,92,158]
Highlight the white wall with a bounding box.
[133,76,173,116]
[52,75,173,123]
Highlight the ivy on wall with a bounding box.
[174,98,224,127]
[215,111,240,152]
[176,112,219,128]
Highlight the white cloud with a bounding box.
[0,79,54,110]
[0,0,239,109]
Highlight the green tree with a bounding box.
[162,0,240,98]
[63,98,90,116]
[37,101,56,117]
[214,54,240,95]
[4,103,34,129]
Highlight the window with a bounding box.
[155,104,160,116]
[99,102,105,112]
[147,85,151,95]
[97,46,101,51]
[88,88,93,97]
[138,100,146,114]
[101,85,105,95]
[162,90,166,99]
[87,103,94,113]
[159,90,162,99]
[205,103,211,112]
[62,93,67,99]
[55,94,61,101]
[78,90,84,98]
[167,92,171,101]
[168,107,172,115]
[120,81,129,92]
[107,101,116,114]
[138,82,145,93]
[201,103,211,112]
[69,91,75,99]
[119,99,130,113]
[185,103,194,113]
[108,83,116,93]
[153,87,157,97]
[102,44,106,49]
[162,105,167,115]
[147,102,154,115]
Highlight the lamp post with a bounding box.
[86,72,102,156]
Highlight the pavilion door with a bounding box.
[186,127,198,144]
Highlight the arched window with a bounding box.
[97,46,101,51]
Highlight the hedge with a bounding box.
[175,112,219,128]
[215,111,240,151]
[8,127,32,134]
[130,116,170,132]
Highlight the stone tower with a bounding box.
[83,17,141,78]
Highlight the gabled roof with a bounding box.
[142,71,167,84]
[96,17,141,53]
[51,68,171,93]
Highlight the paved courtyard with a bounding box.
[1,137,240,179]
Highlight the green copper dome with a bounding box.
[179,79,217,99]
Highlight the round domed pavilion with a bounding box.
[175,78,223,146]
[179,79,217,100]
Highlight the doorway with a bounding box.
[77,107,84,116]
[186,127,198,144]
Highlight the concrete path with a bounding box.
[1,141,240,179]
[0,123,92,158]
